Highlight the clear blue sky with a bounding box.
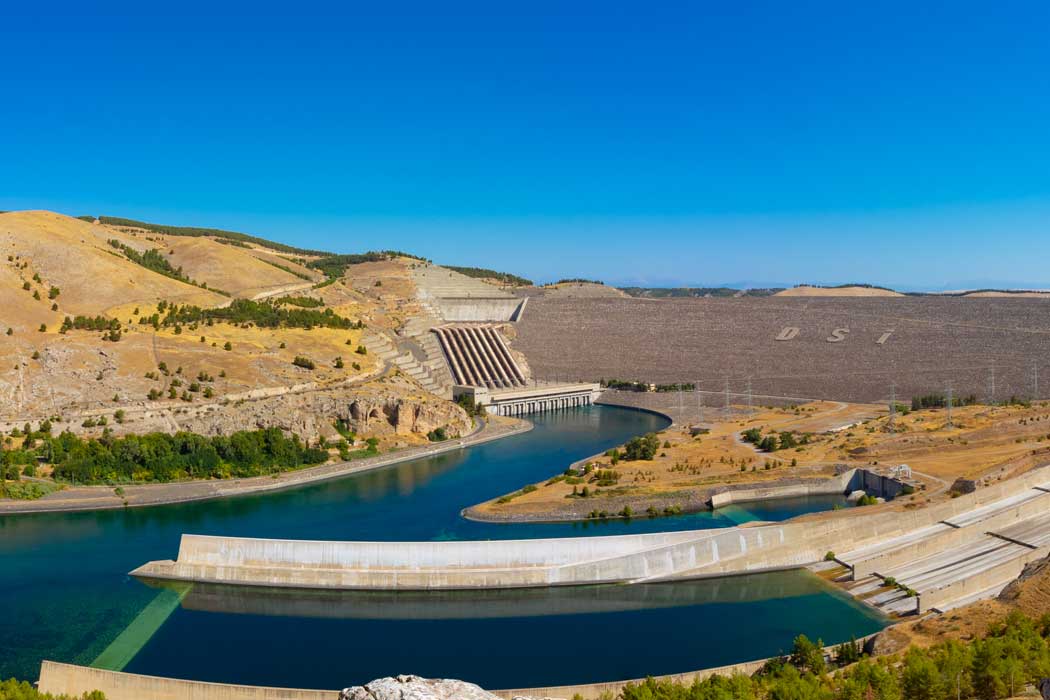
[3,2,1049,289]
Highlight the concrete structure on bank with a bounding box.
[133,466,1050,615]
[39,634,881,700]
[454,382,602,416]
[411,264,527,323]
[707,467,910,508]
[837,477,1050,614]
[433,325,527,388]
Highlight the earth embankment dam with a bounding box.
[512,296,1050,402]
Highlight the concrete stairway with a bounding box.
[363,327,453,399]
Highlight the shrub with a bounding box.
[623,433,660,460]
[292,356,316,370]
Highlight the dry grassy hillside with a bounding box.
[775,285,904,297]
[92,220,325,298]
[0,213,469,450]
[0,211,223,325]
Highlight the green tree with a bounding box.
[901,647,944,700]
[789,634,826,676]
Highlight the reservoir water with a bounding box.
[0,405,884,688]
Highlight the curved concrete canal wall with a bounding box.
[133,465,1050,594]
[39,635,880,700]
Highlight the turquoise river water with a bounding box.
[0,405,885,689]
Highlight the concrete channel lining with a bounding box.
[40,634,883,700]
[132,465,1050,593]
[839,487,1050,579]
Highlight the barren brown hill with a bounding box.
[0,210,224,326]
[775,285,904,297]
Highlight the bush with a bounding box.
[292,356,316,370]
[623,433,660,460]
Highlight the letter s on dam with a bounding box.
[826,328,849,343]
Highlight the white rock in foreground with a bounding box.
[340,674,562,700]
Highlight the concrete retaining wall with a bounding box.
[919,545,1050,613]
[709,470,852,508]
[40,636,878,700]
[37,662,336,700]
[853,490,1050,579]
[435,298,525,322]
[133,465,1050,591]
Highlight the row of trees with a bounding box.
[911,393,979,411]
[600,379,697,392]
[616,611,1050,700]
[35,428,328,483]
[445,265,533,286]
[141,299,360,330]
[60,315,121,333]
[742,428,807,452]
[0,677,104,699]
[307,250,428,278]
[96,215,331,256]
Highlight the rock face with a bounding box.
[339,675,562,700]
[347,395,471,438]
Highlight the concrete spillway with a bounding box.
[433,324,526,388]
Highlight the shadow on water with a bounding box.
[148,570,858,621]
[0,406,877,687]
[127,571,886,689]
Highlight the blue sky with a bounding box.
[3,1,1049,289]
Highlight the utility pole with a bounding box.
[947,380,953,429]
[724,376,730,419]
[696,379,704,423]
[989,362,996,405]
[678,385,684,423]
[889,383,897,432]
[747,376,753,416]
[1034,363,1039,400]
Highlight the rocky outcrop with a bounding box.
[28,379,475,445]
[339,675,562,700]
[348,395,471,438]
[998,552,1050,617]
